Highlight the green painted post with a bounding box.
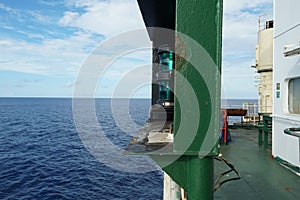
[263,116,268,148]
[174,0,222,153]
[258,114,263,145]
[187,157,214,199]
[258,128,263,145]
[151,155,214,199]
[174,0,222,199]
[264,130,268,148]
[139,1,222,199]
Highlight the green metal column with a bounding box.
[174,0,222,199]
[152,155,214,199]
[258,113,263,145]
[187,157,214,200]
[151,155,214,199]
[174,0,222,154]
[136,0,223,199]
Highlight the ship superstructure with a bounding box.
[255,18,273,114]
[272,0,300,170]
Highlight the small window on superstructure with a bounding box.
[288,78,300,114]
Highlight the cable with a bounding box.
[214,156,241,192]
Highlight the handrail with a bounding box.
[284,128,300,138]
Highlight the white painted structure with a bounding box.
[273,0,300,168]
[163,173,183,200]
[255,19,273,114]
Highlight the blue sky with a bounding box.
[0,0,273,98]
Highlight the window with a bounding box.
[289,78,300,114]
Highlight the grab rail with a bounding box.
[284,128,300,138]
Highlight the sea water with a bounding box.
[0,98,162,200]
[0,98,256,199]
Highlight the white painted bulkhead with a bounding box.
[273,0,300,167]
[255,21,273,113]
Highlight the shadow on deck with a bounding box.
[214,127,300,200]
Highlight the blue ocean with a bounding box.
[0,98,257,199]
[0,98,162,200]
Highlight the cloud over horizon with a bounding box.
[0,0,273,98]
[222,0,273,98]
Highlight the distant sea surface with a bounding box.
[0,98,162,200]
[0,98,256,199]
[221,99,258,108]
[222,99,258,125]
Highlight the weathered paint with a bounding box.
[158,1,222,199]
[135,0,223,199]
[163,173,182,200]
[174,0,222,155]
[151,155,214,199]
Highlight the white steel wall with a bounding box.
[256,25,273,113]
[257,71,273,113]
[273,0,300,167]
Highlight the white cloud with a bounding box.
[64,81,76,88]
[0,31,96,76]
[223,0,273,54]
[0,3,16,14]
[59,11,79,26]
[222,0,273,98]
[60,0,145,37]
[224,0,272,13]
[0,3,53,25]
[27,10,52,24]
[0,0,147,78]
[0,0,274,98]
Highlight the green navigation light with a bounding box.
[157,50,174,103]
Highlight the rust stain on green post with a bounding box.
[168,0,222,199]
[149,0,222,199]
[174,0,222,154]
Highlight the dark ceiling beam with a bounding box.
[137,0,175,41]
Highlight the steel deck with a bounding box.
[215,127,300,199]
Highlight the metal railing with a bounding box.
[222,102,272,125]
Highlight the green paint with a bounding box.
[187,157,214,199]
[157,50,174,102]
[174,0,222,154]
[276,91,280,98]
[261,114,272,148]
[275,156,300,173]
[176,192,181,199]
[149,1,223,199]
[151,155,214,199]
[159,51,174,71]
[284,127,300,135]
[215,128,300,199]
[264,131,269,148]
[258,114,263,145]
[154,1,223,199]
